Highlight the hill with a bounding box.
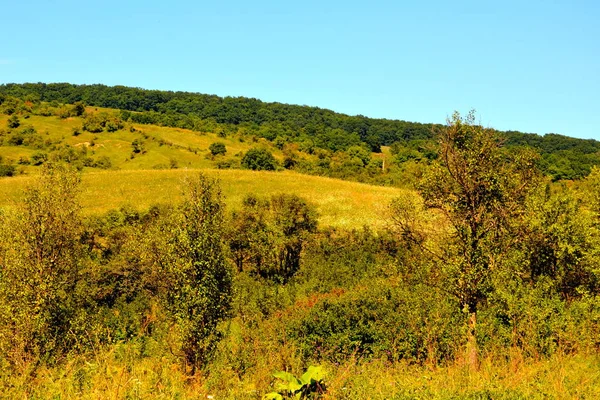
[1,82,600,180]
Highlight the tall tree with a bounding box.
[161,174,232,373]
[417,111,540,368]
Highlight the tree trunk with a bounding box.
[465,311,480,371]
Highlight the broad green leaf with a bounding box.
[300,365,325,385]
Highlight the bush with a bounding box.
[241,147,277,171]
[0,164,15,177]
[0,165,91,369]
[288,282,462,364]
[209,142,227,156]
[7,115,20,129]
[31,152,48,166]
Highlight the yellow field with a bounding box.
[0,169,405,229]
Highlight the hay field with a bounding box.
[0,169,406,229]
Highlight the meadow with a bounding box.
[0,169,403,229]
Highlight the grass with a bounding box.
[0,112,282,171]
[0,169,406,229]
[2,345,598,399]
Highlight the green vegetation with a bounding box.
[0,83,599,398]
[2,82,600,180]
[209,141,227,156]
[242,147,278,171]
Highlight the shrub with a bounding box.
[0,165,90,369]
[241,147,277,171]
[209,142,227,156]
[288,282,462,364]
[7,115,20,129]
[0,164,15,177]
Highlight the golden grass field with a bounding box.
[0,111,405,229]
[0,169,406,229]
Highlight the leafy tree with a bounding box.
[270,194,318,281]
[0,165,88,369]
[400,111,540,368]
[162,174,232,372]
[241,147,277,171]
[72,101,86,116]
[346,145,371,167]
[522,184,597,297]
[7,115,20,129]
[227,194,317,282]
[209,142,227,156]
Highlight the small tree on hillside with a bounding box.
[209,142,227,156]
[0,165,87,369]
[241,148,277,171]
[162,174,232,373]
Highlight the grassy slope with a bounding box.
[0,112,270,172]
[0,111,403,228]
[0,169,404,229]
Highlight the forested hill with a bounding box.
[0,82,435,151]
[1,82,599,179]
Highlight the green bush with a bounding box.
[209,142,227,156]
[0,164,15,177]
[0,165,92,369]
[241,147,277,171]
[288,282,462,364]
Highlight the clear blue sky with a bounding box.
[2,0,599,139]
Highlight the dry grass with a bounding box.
[0,169,406,229]
[3,345,598,399]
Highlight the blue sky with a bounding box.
[1,0,599,139]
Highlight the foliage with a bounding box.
[0,164,90,369]
[209,141,227,156]
[227,193,318,282]
[7,115,20,128]
[160,174,233,371]
[242,147,277,171]
[0,163,15,177]
[264,365,326,399]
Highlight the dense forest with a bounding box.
[1,82,600,180]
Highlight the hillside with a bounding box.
[2,82,600,180]
[0,169,403,229]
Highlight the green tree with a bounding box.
[72,101,86,116]
[404,111,540,368]
[0,165,88,369]
[227,194,317,282]
[241,147,277,171]
[346,145,371,167]
[209,142,227,156]
[162,174,232,372]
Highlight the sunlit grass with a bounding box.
[0,169,405,229]
[2,344,597,399]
